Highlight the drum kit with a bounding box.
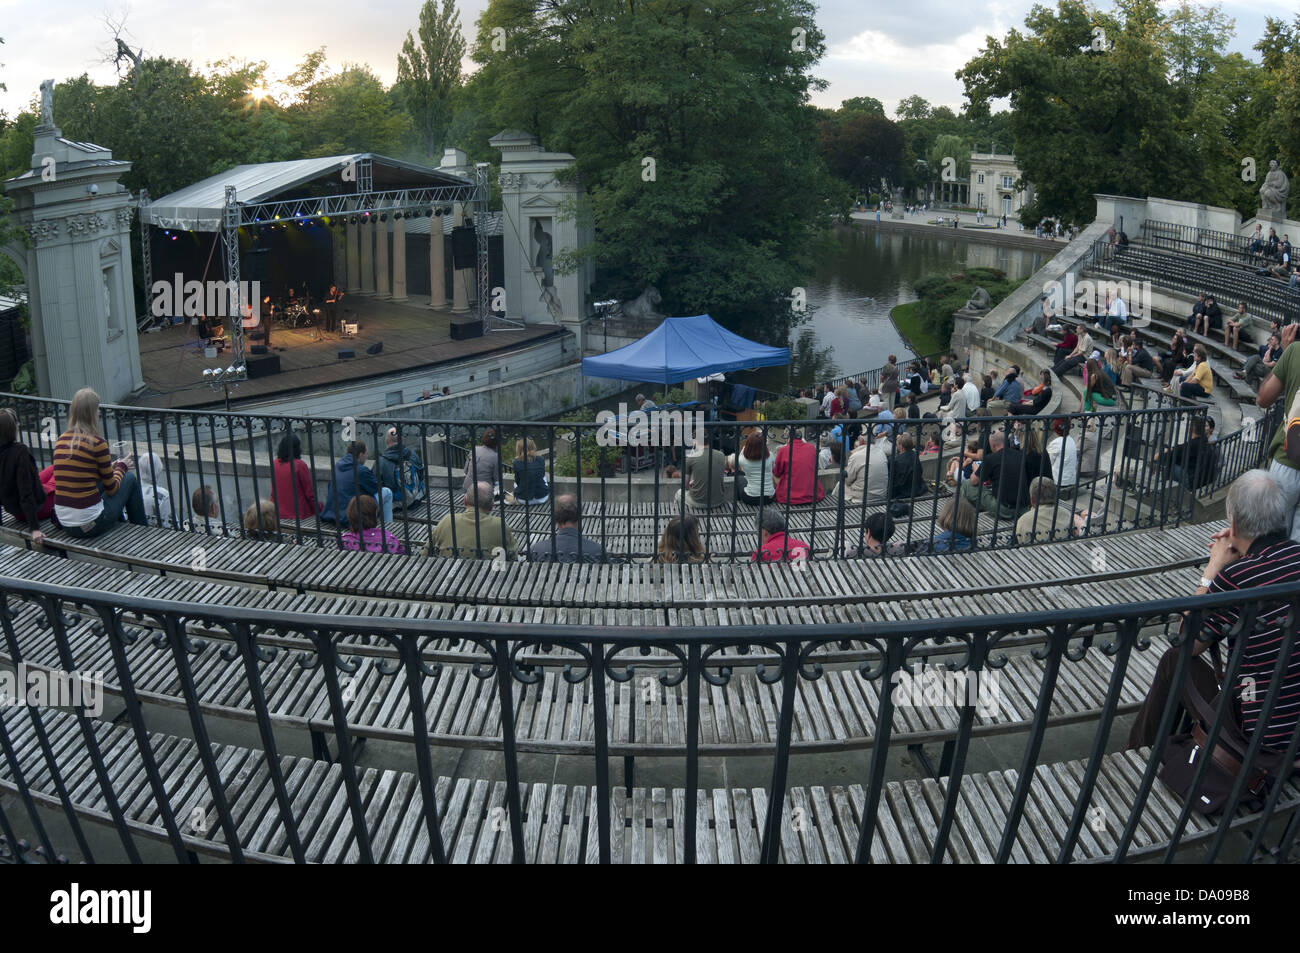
[270,290,320,330]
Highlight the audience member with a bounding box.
[729,430,776,504]
[528,493,606,562]
[51,388,146,538]
[1170,345,1213,399]
[1127,471,1300,754]
[272,432,319,522]
[320,440,393,525]
[959,429,1029,520]
[378,427,427,510]
[341,494,405,554]
[750,510,809,563]
[1224,302,1249,351]
[462,428,502,497]
[1240,333,1282,389]
[846,512,896,558]
[654,514,706,564]
[242,499,279,541]
[1015,477,1088,544]
[509,436,550,506]
[674,435,726,509]
[773,428,825,505]
[923,496,978,552]
[0,408,51,544]
[1256,323,1300,540]
[888,432,925,499]
[425,481,518,559]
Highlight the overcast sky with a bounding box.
[0,0,1293,121]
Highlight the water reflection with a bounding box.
[742,226,1051,391]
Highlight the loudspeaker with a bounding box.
[338,348,356,360]
[246,354,281,379]
[451,227,477,269]
[450,319,483,341]
[241,248,271,284]
[366,341,383,355]
[250,344,268,355]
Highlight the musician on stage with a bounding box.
[326,284,344,334]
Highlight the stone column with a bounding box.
[376,218,391,299]
[429,213,446,308]
[392,215,408,301]
[360,217,375,294]
[331,224,347,289]
[451,202,469,313]
[346,215,360,292]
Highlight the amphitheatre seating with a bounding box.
[0,530,1209,765]
[1090,244,1300,327]
[0,516,1218,608]
[2,704,1292,863]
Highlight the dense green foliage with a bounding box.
[960,1,1300,225]
[908,268,1026,346]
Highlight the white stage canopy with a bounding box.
[147,154,473,232]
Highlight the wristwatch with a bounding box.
[1199,576,1213,590]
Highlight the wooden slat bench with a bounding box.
[0,517,1222,609]
[2,706,1292,863]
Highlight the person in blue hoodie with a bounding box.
[320,440,393,525]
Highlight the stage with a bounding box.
[132,295,567,410]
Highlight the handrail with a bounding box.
[1,386,1274,562]
[2,571,1298,864]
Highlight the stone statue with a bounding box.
[1260,160,1290,218]
[39,79,55,127]
[532,219,554,287]
[612,286,664,323]
[965,287,991,312]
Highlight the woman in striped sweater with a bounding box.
[52,388,147,537]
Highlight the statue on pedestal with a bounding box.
[39,79,56,128]
[965,287,991,312]
[1260,160,1290,218]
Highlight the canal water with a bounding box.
[747,225,1052,392]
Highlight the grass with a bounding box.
[890,301,949,356]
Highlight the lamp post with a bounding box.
[204,364,246,412]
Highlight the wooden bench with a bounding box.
[4,706,1292,863]
[0,518,1219,609]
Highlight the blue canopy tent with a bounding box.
[581,314,790,385]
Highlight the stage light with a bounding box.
[394,212,402,220]
[379,213,387,222]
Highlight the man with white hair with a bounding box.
[424,480,517,559]
[1128,469,1300,750]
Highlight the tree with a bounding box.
[1255,15,1300,219]
[468,0,835,342]
[286,64,412,158]
[958,0,1261,224]
[895,94,932,120]
[0,35,26,302]
[839,95,885,116]
[395,0,466,161]
[821,113,905,193]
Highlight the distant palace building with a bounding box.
[968,148,1034,218]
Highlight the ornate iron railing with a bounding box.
[1,388,1275,562]
[1,574,1297,863]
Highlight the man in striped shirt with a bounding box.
[1128,470,1300,752]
